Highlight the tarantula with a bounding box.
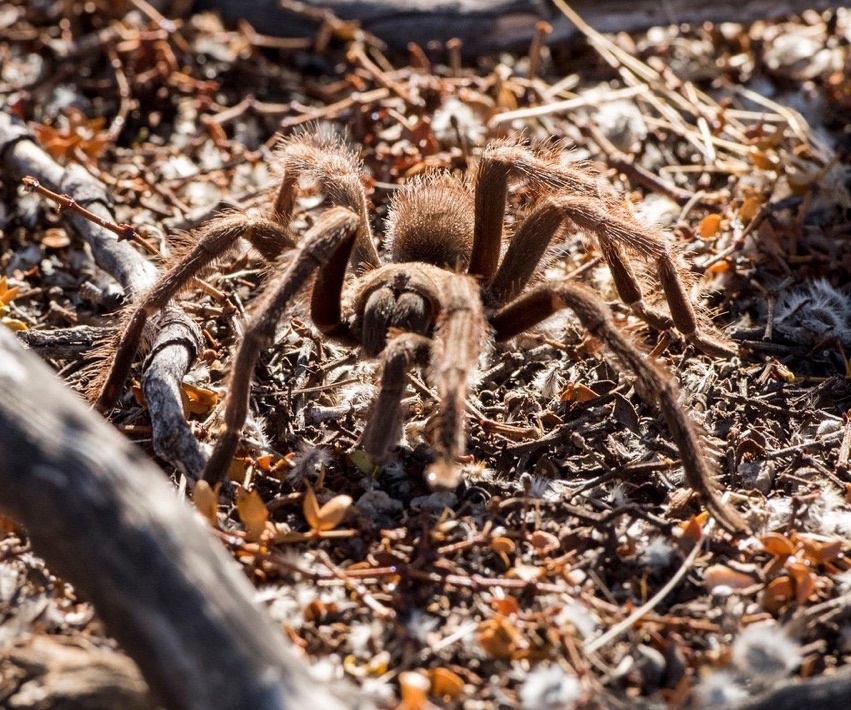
[92,131,746,534]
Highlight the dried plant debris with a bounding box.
[2,1,851,707]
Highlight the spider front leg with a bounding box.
[425,274,488,489]
[490,283,748,535]
[274,130,380,272]
[92,213,295,413]
[202,208,359,485]
[360,333,431,466]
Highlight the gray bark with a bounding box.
[0,110,205,480]
[189,0,843,55]
[0,324,348,710]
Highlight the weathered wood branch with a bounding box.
[736,665,851,709]
[0,110,205,479]
[0,325,349,710]
[188,0,843,56]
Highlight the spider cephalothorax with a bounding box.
[92,130,747,534]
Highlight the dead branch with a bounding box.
[0,324,349,710]
[0,110,205,479]
[187,0,843,55]
[736,665,851,710]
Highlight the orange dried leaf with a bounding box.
[799,536,842,566]
[749,147,780,171]
[704,564,756,590]
[762,576,794,613]
[193,480,220,526]
[560,382,597,403]
[0,278,19,307]
[182,382,218,415]
[679,514,707,544]
[430,667,465,699]
[739,196,762,222]
[255,454,274,471]
[477,617,523,660]
[529,530,560,554]
[303,484,352,531]
[398,671,430,710]
[492,596,520,616]
[705,260,730,275]
[698,213,723,238]
[759,532,796,558]
[236,486,268,541]
[316,494,352,531]
[787,563,817,604]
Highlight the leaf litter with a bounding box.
[1,1,851,707]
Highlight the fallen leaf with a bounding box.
[560,382,598,403]
[698,213,723,238]
[303,484,352,532]
[182,382,218,415]
[193,480,220,526]
[430,667,465,700]
[762,576,794,613]
[236,486,269,541]
[529,530,560,554]
[477,616,525,660]
[739,196,763,222]
[398,671,430,710]
[704,564,756,591]
[759,532,796,558]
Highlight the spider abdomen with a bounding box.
[386,174,475,270]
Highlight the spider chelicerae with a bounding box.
[92,130,746,534]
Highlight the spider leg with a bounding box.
[202,207,360,485]
[92,214,295,413]
[490,283,748,535]
[468,139,605,286]
[361,333,431,466]
[468,157,509,283]
[425,274,488,489]
[478,143,735,358]
[275,131,380,272]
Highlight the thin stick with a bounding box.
[489,85,645,126]
[585,514,713,654]
[21,176,150,247]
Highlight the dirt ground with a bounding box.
[1,2,851,708]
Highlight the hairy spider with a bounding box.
[92,131,746,534]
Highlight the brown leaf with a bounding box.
[182,382,218,415]
[759,532,796,558]
[236,486,269,541]
[762,576,794,613]
[430,667,465,700]
[193,480,220,526]
[698,213,723,238]
[704,564,756,590]
[303,484,352,532]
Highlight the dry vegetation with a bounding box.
[1,1,851,708]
